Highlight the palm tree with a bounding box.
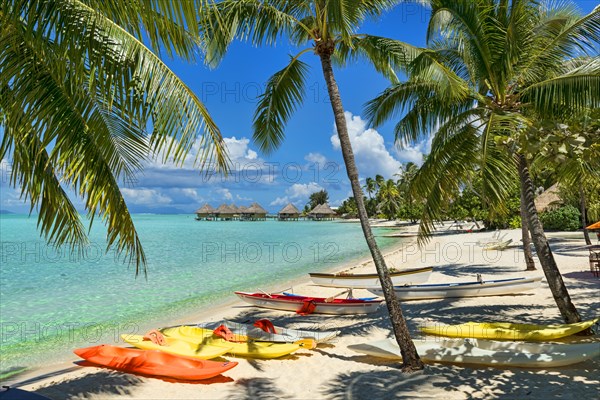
[367,0,600,324]
[0,0,228,275]
[308,189,329,210]
[203,0,424,370]
[377,178,401,220]
[364,177,376,199]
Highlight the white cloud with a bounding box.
[270,196,290,206]
[304,152,327,167]
[223,136,259,165]
[330,111,402,178]
[286,182,324,199]
[121,188,172,205]
[214,188,233,201]
[394,136,432,166]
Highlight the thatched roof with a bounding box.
[245,202,267,214]
[216,203,236,214]
[534,183,563,212]
[278,203,300,215]
[310,203,336,215]
[238,205,248,212]
[195,203,215,214]
[229,204,240,213]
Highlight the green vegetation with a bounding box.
[539,206,582,231]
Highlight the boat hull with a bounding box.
[213,320,340,343]
[367,277,542,300]
[74,345,237,380]
[122,334,232,359]
[235,292,383,315]
[308,267,433,288]
[348,338,600,368]
[420,318,600,340]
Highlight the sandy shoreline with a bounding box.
[6,224,600,399]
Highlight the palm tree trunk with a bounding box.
[517,154,586,327]
[318,52,424,371]
[519,189,536,270]
[580,185,592,246]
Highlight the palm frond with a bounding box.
[253,54,310,154]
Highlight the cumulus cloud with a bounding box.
[304,152,327,167]
[330,112,402,178]
[394,136,432,166]
[121,188,172,205]
[269,182,325,207]
[214,188,233,201]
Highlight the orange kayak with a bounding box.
[74,345,237,380]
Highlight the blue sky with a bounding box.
[1,1,597,214]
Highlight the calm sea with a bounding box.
[0,214,400,375]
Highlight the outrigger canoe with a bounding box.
[348,338,600,368]
[201,319,340,343]
[367,276,542,301]
[74,345,237,380]
[420,318,599,341]
[122,334,232,359]
[234,291,383,315]
[160,326,310,359]
[308,267,432,288]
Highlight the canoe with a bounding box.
[201,319,341,343]
[420,318,599,341]
[160,326,307,359]
[234,291,383,315]
[121,334,232,359]
[308,267,433,288]
[74,345,237,380]
[367,276,542,301]
[348,338,600,368]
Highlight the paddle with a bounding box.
[294,339,317,349]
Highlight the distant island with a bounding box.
[0,210,15,215]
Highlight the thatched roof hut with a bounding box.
[535,183,563,213]
[242,202,267,221]
[216,203,237,220]
[195,203,215,216]
[309,203,337,220]
[278,203,300,221]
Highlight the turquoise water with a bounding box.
[0,214,399,373]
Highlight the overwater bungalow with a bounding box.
[241,202,268,221]
[195,203,216,220]
[215,204,238,221]
[278,203,300,221]
[308,203,337,221]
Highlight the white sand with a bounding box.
[10,225,600,399]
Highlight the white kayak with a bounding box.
[200,320,340,343]
[348,338,600,368]
[308,267,433,289]
[483,239,513,250]
[367,276,542,301]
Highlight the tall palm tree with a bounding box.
[367,0,600,324]
[202,0,425,370]
[0,0,229,275]
[377,178,401,220]
[364,176,376,199]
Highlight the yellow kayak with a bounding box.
[161,326,307,359]
[420,318,598,341]
[121,334,233,359]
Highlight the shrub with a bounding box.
[539,205,581,231]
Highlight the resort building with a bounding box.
[278,203,301,221]
[241,203,268,221]
[308,203,337,221]
[215,204,238,221]
[194,203,216,220]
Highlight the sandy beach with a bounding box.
[8,224,600,399]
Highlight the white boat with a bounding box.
[309,267,432,289]
[234,292,383,315]
[200,320,340,343]
[348,338,600,368]
[367,276,542,301]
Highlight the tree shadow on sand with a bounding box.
[321,356,600,400]
[228,377,290,400]
[32,371,143,399]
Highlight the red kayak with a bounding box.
[234,291,383,315]
[74,345,237,380]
